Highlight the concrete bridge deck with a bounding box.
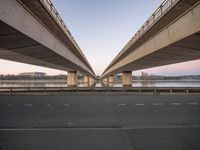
[102,0,200,83]
[0,0,95,76]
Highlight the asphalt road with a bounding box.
[0,94,200,150]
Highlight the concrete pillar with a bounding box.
[100,79,104,86]
[108,75,114,87]
[103,77,108,87]
[89,77,93,86]
[93,78,96,87]
[67,71,77,87]
[83,75,90,87]
[91,78,95,85]
[103,78,107,86]
[122,71,132,87]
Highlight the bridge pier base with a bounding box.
[89,77,94,87]
[67,71,77,87]
[108,75,114,87]
[122,71,132,88]
[84,75,90,87]
[103,78,108,87]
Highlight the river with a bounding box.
[0,80,200,87]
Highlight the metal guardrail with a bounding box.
[120,0,179,55]
[39,0,88,63]
[0,87,199,93]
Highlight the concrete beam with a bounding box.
[0,0,95,76]
[102,1,200,77]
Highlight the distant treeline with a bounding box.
[0,74,85,80]
[133,75,200,80]
[115,72,200,81]
[0,74,67,80]
[1,73,200,80]
[133,72,200,80]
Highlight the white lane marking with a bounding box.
[153,103,163,106]
[188,102,199,105]
[64,104,70,107]
[135,104,145,106]
[24,104,33,107]
[46,104,51,107]
[123,124,200,129]
[118,104,127,106]
[2,124,200,131]
[67,122,74,126]
[0,128,123,131]
[170,103,181,105]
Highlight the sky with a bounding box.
[0,0,200,76]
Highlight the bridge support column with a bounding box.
[89,77,94,87]
[103,77,108,87]
[83,75,90,87]
[122,71,132,87]
[108,75,114,87]
[67,71,77,87]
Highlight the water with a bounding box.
[118,80,200,87]
[0,81,67,87]
[0,80,200,87]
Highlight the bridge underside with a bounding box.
[0,21,88,73]
[103,1,200,77]
[109,31,200,75]
[0,0,94,76]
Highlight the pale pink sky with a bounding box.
[133,59,200,76]
[0,59,199,76]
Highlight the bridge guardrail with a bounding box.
[102,0,181,76]
[122,0,179,54]
[0,87,199,94]
[40,0,87,62]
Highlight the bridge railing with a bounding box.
[40,0,87,60]
[0,87,199,94]
[119,0,179,58]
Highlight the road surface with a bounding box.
[0,94,200,150]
